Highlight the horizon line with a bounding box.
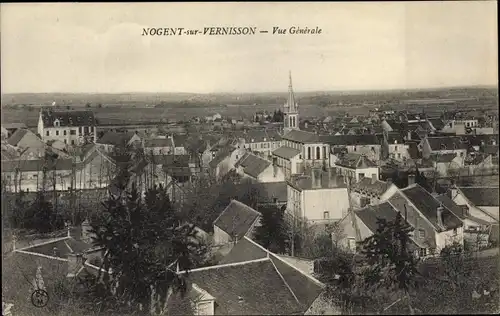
[1,84,498,96]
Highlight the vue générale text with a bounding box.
[141,26,323,36]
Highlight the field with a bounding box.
[1,87,497,127]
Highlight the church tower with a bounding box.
[283,71,300,134]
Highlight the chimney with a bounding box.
[273,163,278,178]
[371,173,378,184]
[408,173,415,186]
[407,131,412,141]
[436,206,445,229]
[461,205,469,218]
[67,253,85,278]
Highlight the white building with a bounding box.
[38,109,97,146]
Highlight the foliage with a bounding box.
[360,212,420,294]
[90,178,201,314]
[253,205,288,254]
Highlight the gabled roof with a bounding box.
[18,236,93,259]
[272,146,301,160]
[401,184,462,231]
[235,153,271,178]
[6,128,29,147]
[218,236,325,313]
[427,118,445,130]
[435,194,467,220]
[97,131,137,147]
[1,158,75,173]
[335,153,377,169]
[458,187,499,207]
[426,136,467,151]
[41,109,96,127]
[430,153,457,163]
[144,137,174,148]
[183,259,304,315]
[252,181,288,204]
[214,200,261,239]
[352,177,390,196]
[2,122,27,130]
[319,134,380,146]
[282,130,320,143]
[208,146,234,168]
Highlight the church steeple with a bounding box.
[283,71,299,133]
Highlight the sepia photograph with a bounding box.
[1,2,498,315]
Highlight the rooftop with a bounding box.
[214,200,262,239]
[41,109,96,127]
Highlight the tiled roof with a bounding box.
[406,141,421,159]
[214,200,261,239]
[352,177,390,196]
[22,236,93,259]
[430,153,457,163]
[401,185,462,231]
[2,122,27,130]
[218,237,325,312]
[282,130,320,143]
[272,146,300,159]
[97,131,136,147]
[186,259,304,315]
[426,136,467,151]
[208,146,234,168]
[144,137,174,148]
[41,109,96,127]
[435,194,467,220]
[461,134,499,147]
[335,153,377,169]
[235,153,271,178]
[458,187,499,207]
[6,128,29,147]
[482,145,499,155]
[428,118,445,130]
[252,181,288,204]
[355,202,400,234]
[375,132,404,145]
[319,134,380,146]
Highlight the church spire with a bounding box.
[283,71,299,133]
[287,71,297,112]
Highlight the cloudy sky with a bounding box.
[1,2,497,93]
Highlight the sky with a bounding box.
[1,2,497,94]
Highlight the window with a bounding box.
[348,238,356,251]
[453,228,457,235]
[236,155,239,160]
[418,229,425,238]
[395,146,398,151]
[359,173,365,179]
[323,211,330,219]
[63,130,67,136]
[70,130,76,135]
[307,147,311,160]
[418,248,427,257]
[353,146,357,152]
[397,153,401,159]
[46,131,50,136]
[84,126,88,134]
[71,140,75,145]
[78,127,82,134]
[459,152,464,157]
[316,146,320,160]
[323,146,327,159]
[56,130,59,136]
[64,139,67,144]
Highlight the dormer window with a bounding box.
[54,119,60,127]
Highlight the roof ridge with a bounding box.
[14,249,69,262]
[243,236,325,288]
[230,199,262,216]
[16,236,70,251]
[177,257,270,274]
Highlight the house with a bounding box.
[419,136,468,165]
[378,132,410,162]
[3,226,110,316]
[207,143,246,180]
[38,109,97,145]
[144,135,174,155]
[239,129,282,159]
[2,122,28,138]
[337,202,430,256]
[333,153,379,184]
[436,193,492,248]
[378,183,464,255]
[449,187,499,223]
[96,131,142,153]
[350,175,395,208]
[213,200,262,246]
[192,236,335,315]
[7,128,46,158]
[234,152,284,183]
[441,118,479,135]
[172,134,190,155]
[287,168,349,224]
[320,134,381,163]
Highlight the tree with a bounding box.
[90,179,202,315]
[360,212,420,314]
[29,192,65,233]
[253,205,288,253]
